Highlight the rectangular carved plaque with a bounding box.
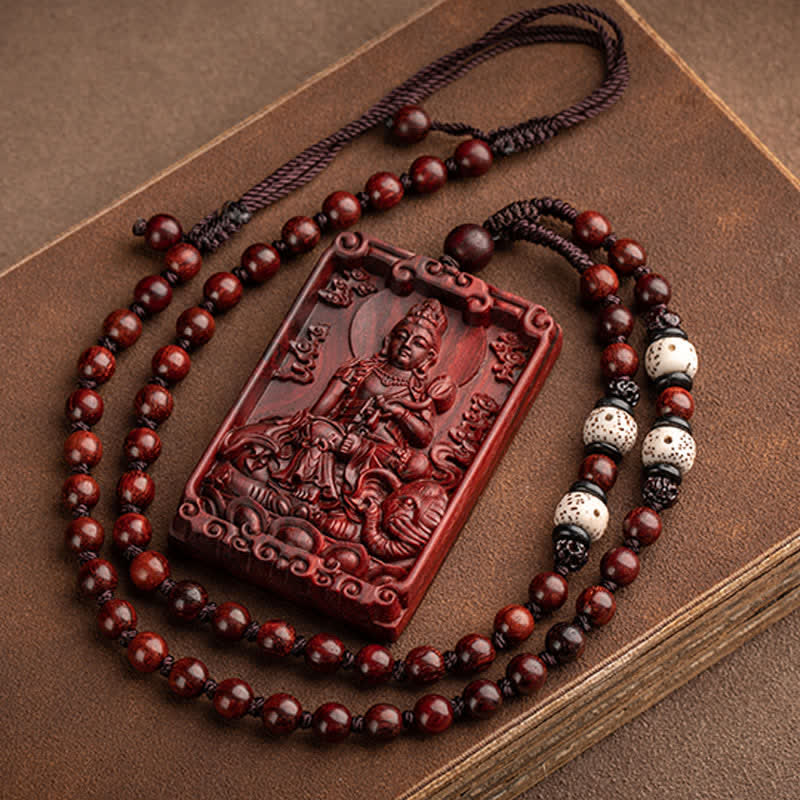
[170,232,561,639]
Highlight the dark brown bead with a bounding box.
[133,274,172,314]
[129,550,170,592]
[112,513,152,550]
[390,105,431,144]
[528,571,568,612]
[281,216,320,254]
[63,430,102,468]
[364,703,402,740]
[413,694,453,735]
[454,138,493,177]
[256,619,296,657]
[128,631,168,673]
[545,621,586,664]
[213,677,253,719]
[151,344,191,383]
[608,238,646,275]
[576,585,617,626]
[168,657,209,699]
[573,210,612,248]
[164,242,202,282]
[65,388,104,426]
[322,191,361,230]
[212,601,251,641]
[601,342,639,379]
[262,693,303,735]
[65,517,104,554]
[304,633,345,674]
[96,598,137,639]
[354,644,393,685]
[596,304,634,343]
[623,506,662,546]
[493,604,535,645]
[444,223,494,272]
[580,264,619,304]
[578,453,618,491]
[123,427,162,465]
[77,345,115,384]
[405,645,446,684]
[176,306,216,348]
[143,214,182,251]
[635,272,671,307]
[133,384,173,423]
[463,679,503,720]
[657,386,695,420]
[116,470,155,508]
[365,171,404,210]
[455,633,495,673]
[102,308,142,349]
[62,473,100,511]
[240,242,281,282]
[506,653,547,695]
[203,271,243,311]
[78,558,118,596]
[312,702,351,743]
[409,155,447,194]
[168,580,208,623]
[601,546,641,585]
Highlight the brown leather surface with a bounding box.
[1,1,798,799]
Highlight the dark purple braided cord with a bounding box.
[186,5,628,252]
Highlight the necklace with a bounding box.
[60,6,696,743]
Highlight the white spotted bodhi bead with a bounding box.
[583,404,638,455]
[553,491,609,541]
[641,425,696,475]
[645,336,698,381]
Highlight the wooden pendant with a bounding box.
[171,233,561,639]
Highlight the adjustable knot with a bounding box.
[487,120,558,156]
[186,200,252,253]
[483,200,541,240]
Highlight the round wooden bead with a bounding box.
[123,427,162,465]
[129,550,170,592]
[112,513,152,550]
[102,309,142,349]
[62,473,100,510]
[65,388,104,426]
[365,171,404,210]
[262,693,303,735]
[143,214,182,250]
[322,191,361,230]
[168,580,208,622]
[644,337,698,380]
[493,604,535,645]
[164,242,202,282]
[256,619,296,657]
[635,272,671,307]
[168,657,209,699]
[576,585,617,626]
[463,679,503,720]
[77,346,115,384]
[364,703,403,740]
[573,210,611,248]
[405,645,445,684]
[553,490,609,541]
[65,517,104,554]
[240,242,281,282]
[213,677,253,719]
[133,384,173,423]
[657,386,695,420]
[414,694,453,735]
[506,653,547,695]
[312,702,352,743]
[601,546,640,585]
[354,644,393,685]
[212,601,251,641]
[596,304,634,343]
[545,622,586,663]
[580,264,619,304]
[203,272,242,311]
[528,571,568,612]
[133,275,172,314]
[409,155,447,194]
[455,633,495,673]
[623,506,662,546]
[608,238,646,275]
[601,342,639,379]
[583,405,638,455]
[77,558,117,596]
[304,633,345,674]
[127,632,168,673]
[578,454,618,491]
[97,598,137,639]
[390,105,431,144]
[176,306,215,347]
[641,425,696,475]
[453,139,493,177]
[444,224,494,272]
[63,430,102,468]
[282,216,320,254]
[117,470,155,508]
[151,345,191,383]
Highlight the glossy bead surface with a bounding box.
[151,344,190,383]
[63,430,102,468]
[322,191,361,230]
[212,601,251,641]
[365,171,404,210]
[390,105,431,144]
[77,346,115,384]
[578,454,618,491]
[608,238,646,275]
[77,558,118,596]
[123,427,162,465]
[554,490,609,542]
[102,308,142,349]
[203,272,242,311]
[364,703,402,740]
[164,242,202,282]
[493,604,535,645]
[65,388,104,426]
[168,580,208,622]
[573,210,611,248]
[129,550,170,592]
[62,473,100,510]
[168,657,209,699]
[601,546,641,585]
[312,702,352,743]
[112,513,152,550]
[545,622,586,663]
[133,275,172,314]
[455,633,495,673]
[506,653,547,695]
[176,306,215,348]
[96,598,137,638]
[127,631,168,673]
[143,214,182,250]
[414,694,453,735]
[576,585,617,626]
[623,506,663,546]
[409,155,447,194]
[262,693,303,736]
[354,644,393,685]
[213,677,253,719]
[601,342,639,379]
[405,645,446,684]
[583,405,638,455]
[528,571,568,612]
[240,242,281,282]
[596,304,634,343]
[580,264,619,304]
[641,425,696,475]
[645,337,699,380]
[65,517,104,554]
[304,633,345,674]
[444,223,494,273]
[133,384,173,423]
[657,386,695,420]
[282,216,320,254]
[116,470,155,508]
[635,272,671,307]
[454,138,493,177]
[256,619,296,657]
[463,679,503,719]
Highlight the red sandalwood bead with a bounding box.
[262,693,303,736]
[365,171,404,210]
[240,242,281,282]
[133,384,173,423]
[212,601,251,641]
[128,631,167,673]
[168,657,209,699]
[312,702,352,743]
[304,633,345,674]
[117,470,155,508]
[65,388,104,426]
[657,386,695,420]
[493,604,535,645]
[281,216,320,254]
[164,242,202,282]
[580,264,619,304]
[405,645,446,684]
[463,679,503,720]
[123,427,162,465]
[596,304,634,343]
[112,513,152,550]
[151,344,191,383]
[168,580,208,623]
[176,306,216,347]
[364,703,403,740]
[528,571,568,612]
[65,517,104,554]
[133,274,172,314]
[77,345,115,384]
[506,652,547,695]
[213,677,253,719]
[129,550,170,592]
[77,558,118,596]
[578,453,618,491]
[409,155,447,194]
[390,104,431,144]
[256,619,296,657]
[608,238,646,275]
[635,272,671,307]
[600,342,639,379]
[63,430,102,468]
[414,694,453,736]
[601,546,641,585]
[97,598,137,638]
[102,309,142,349]
[576,585,617,626]
[573,210,612,248]
[454,138,493,177]
[62,473,100,510]
[322,191,361,230]
[455,633,495,673]
[545,621,586,664]
[623,506,662,546]
[443,223,494,272]
[203,271,243,311]
[354,644,393,685]
[143,214,182,251]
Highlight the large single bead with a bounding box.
[641,425,697,475]
[143,214,182,250]
[390,105,431,144]
[644,337,698,381]
[573,210,611,248]
[583,405,638,455]
[553,490,609,541]
[444,224,494,272]
[453,139,493,177]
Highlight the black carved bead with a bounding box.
[643,305,681,332]
[552,523,592,548]
[654,372,693,393]
[554,539,589,572]
[644,462,683,484]
[606,378,640,407]
[642,475,679,510]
